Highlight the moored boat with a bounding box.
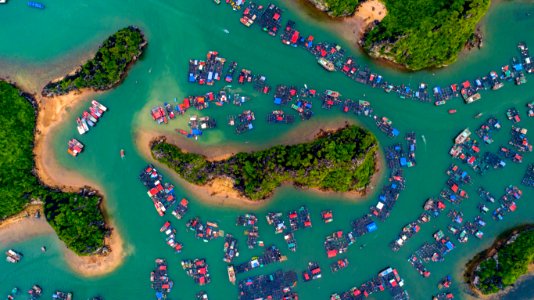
[227,265,236,284]
[318,57,335,72]
[120,149,125,159]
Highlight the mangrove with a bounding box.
[151,125,378,200]
[361,0,491,70]
[0,81,107,255]
[42,26,147,97]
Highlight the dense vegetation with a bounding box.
[362,0,491,70]
[0,81,107,255]
[326,0,360,16]
[473,227,534,294]
[42,26,146,96]
[152,125,378,200]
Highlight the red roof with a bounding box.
[462,81,471,88]
[290,31,299,44]
[273,13,280,20]
[311,268,321,275]
[327,250,338,258]
[451,184,459,193]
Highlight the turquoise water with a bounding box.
[1,0,534,299]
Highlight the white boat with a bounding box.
[76,118,86,134]
[81,117,90,132]
[92,100,108,112]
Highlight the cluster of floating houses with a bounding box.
[237,269,298,300]
[182,258,211,286]
[236,213,260,249]
[186,217,223,241]
[234,245,286,274]
[76,100,108,135]
[159,221,183,253]
[67,138,84,157]
[330,266,409,300]
[150,258,173,300]
[139,165,177,216]
[213,1,533,105]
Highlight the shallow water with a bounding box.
[1,0,534,299]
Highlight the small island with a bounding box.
[306,0,490,70]
[151,125,378,201]
[41,26,147,97]
[465,224,534,296]
[0,81,108,255]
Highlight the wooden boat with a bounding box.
[227,265,236,284]
[448,109,457,114]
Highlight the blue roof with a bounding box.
[188,74,195,82]
[192,129,203,135]
[392,129,400,136]
[391,183,397,189]
[274,97,282,105]
[379,195,386,201]
[445,241,454,250]
[248,124,253,129]
[366,222,378,232]
[514,64,523,71]
[400,157,407,166]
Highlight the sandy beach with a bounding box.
[0,73,126,277]
[331,0,388,45]
[135,117,385,209]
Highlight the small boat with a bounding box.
[27,1,45,9]
[41,246,47,252]
[227,265,236,285]
[120,149,125,159]
[448,109,457,114]
[474,112,483,119]
[92,100,108,112]
[318,57,335,72]
[223,29,230,34]
[76,118,86,134]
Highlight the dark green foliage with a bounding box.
[362,0,490,70]
[475,230,534,294]
[152,126,378,200]
[43,190,106,255]
[0,81,106,255]
[0,81,40,218]
[324,0,360,16]
[42,26,146,96]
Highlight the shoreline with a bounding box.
[0,75,126,277]
[135,118,385,209]
[463,224,534,299]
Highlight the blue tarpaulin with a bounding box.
[400,157,407,166]
[367,222,378,232]
[392,129,400,137]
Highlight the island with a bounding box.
[0,81,107,255]
[41,26,147,97]
[150,125,378,201]
[306,0,490,70]
[465,224,534,296]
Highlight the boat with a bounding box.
[120,149,125,159]
[448,109,457,114]
[6,249,22,263]
[76,118,86,134]
[92,100,108,111]
[67,139,84,157]
[474,112,483,119]
[318,57,335,72]
[213,0,220,4]
[454,128,471,144]
[227,265,236,284]
[27,1,44,9]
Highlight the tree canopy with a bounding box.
[42,26,146,96]
[0,81,106,255]
[362,0,490,70]
[152,125,378,200]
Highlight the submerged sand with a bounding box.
[135,117,384,209]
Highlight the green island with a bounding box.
[307,0,361,17]
[42,26,147,97]
[361,0,491,70]
[0,80,107,255]
[151,125,378,200]
[465,225,534,295]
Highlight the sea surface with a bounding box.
[1,1,534,299]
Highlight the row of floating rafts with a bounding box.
[181,258,211,286]
[150,258,173,300]
[76,100,108,135]
[159,220,183,253]
[213,0,534,110]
